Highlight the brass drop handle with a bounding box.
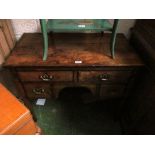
[99,74,110,81]
[39,73,53,81]
[33,88,45,95]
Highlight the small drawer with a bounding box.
[79,71,132,83]
[23,83,52,99]
[100,85,125,99]
[18,71,73,82]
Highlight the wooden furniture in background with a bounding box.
[130,19,155,70]
[121,19,155,134]
[4,33,145,117]
[0,19,16,65]
[0,83,40,135]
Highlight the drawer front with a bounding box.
[24,83,52,99]
[18,71,73,82]
[100,85,125,99]
[79,71,132,83]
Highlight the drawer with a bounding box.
[100,85,125,99]
[23,83,52,99]
[79,71,132,83]
[18,71,73,82]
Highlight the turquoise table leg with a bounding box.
[110,19,119,59]
[40,19,48,61]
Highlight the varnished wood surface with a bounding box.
[79,71,132,83]
[24,83,52,99]
[0,83,37,134]
[18,71,73,82]
[4,33,144,68]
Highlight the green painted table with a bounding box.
[40,19,119,61]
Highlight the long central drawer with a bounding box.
[18,71,73,82]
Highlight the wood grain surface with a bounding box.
[4,33,144,68]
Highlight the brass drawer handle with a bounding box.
[99,74,110,81]
[33,88,45,95]
[39,73,53,81]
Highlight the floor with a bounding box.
[32,88,122,135]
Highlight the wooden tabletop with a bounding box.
[4,33,144,68]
